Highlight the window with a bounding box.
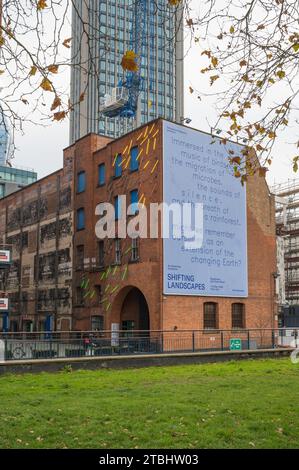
[77,171,86,193]
[115,239,121,264]
[114,154,122,178]
[232,303,245,329]
[129,189,139,215]
[130,146,139,171]
[131,238,139,261]
[77,208,85,230]
[98,241,105,267]
[98,163,105,186]
[76,245,84,270]
[203,302,218,329]
[115,195,121,220]
[91,315,104,331]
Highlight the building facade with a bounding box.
[0,119,277,333]
[0,155,73,332]
[272,179,299,326]
[70,0,184,143]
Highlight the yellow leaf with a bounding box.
[37,0,47,10]
[276,70,285,79]
[268,131,276,139]
[0,36,5,47]
[244,101,251,109]
[0,70,4,75]
[121,50,138,72]
[40,77,53,92]
[293,43,299,53]
[211,57,218,67]
[29,66,37,76]
[168,0,182,5]
[210,75,219,85]
[48,64,59,74]
[230,26,235,34]
[51,95,62,111]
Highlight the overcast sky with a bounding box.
[12,3,298,189]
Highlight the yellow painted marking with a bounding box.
[113,153,118,167]
[143,126,149,137]
[136,148,143,161]
[143,160,150,170]
[153,137,157,151]
[152,129,159,139]
[149,123,156,135]
[151,159,159,173]
[137,131,144,141]
[146,139,150,155]
[106,302,111,311]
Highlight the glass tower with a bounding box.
[70,0,184,143]
[0,108,11,166]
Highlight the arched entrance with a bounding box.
[120,287,150,333]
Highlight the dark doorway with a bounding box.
[120,288,150,333]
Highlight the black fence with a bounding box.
[0,328,297,361]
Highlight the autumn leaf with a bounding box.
[268,131,276,139]
[0,70,4,75]
[21,99,29,105]
[189,86,194,94]
[51,95,61,111]
[0,36,5,47]
[79,92,85,102]
[121,50,138,72]
[239,60,247,67]
[230,26,235,34]
[63,38,72,48]
[211,57,218,67]
[230,156,241,165]
[29,66,37,76]
[168,0,182,5]
[210,75,219,85]
[40,77,53,92]
[48,64,59,74]
[53,111,67,121]
[259,167,268,177]
[276,70,285,79]
[293,43,299,53]
[37,0,47,10]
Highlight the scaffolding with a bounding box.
[272,179,299,306]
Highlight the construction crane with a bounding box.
[99,0,150,120]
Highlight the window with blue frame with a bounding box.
[115,154,122,178]
[77,171,86,193]
[98,163,105,185]
[130,189,139,215]
[130,146,139,171]
[114,196,121,220]
[77,208,85,230]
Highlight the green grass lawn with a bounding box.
[0,358,299,449]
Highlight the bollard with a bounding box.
[0,339,5,362]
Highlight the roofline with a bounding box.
[0,168,62,203]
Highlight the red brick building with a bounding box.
[0,119,277,333]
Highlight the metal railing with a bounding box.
[0,328,297,362]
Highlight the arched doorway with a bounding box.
[120,287,150,333]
